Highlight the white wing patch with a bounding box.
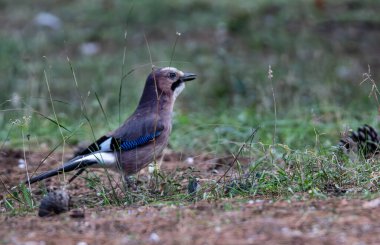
[99,137,113,151]
[75,152,116,167]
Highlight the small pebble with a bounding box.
[38,190,70,217]
[185,157,194,164]
[363,198,380,208]
[34,12,61,30]
[149,233,160,243]
[79,42,100,56]
[18,159,26,169]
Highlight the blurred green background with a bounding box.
[1,0,380,153]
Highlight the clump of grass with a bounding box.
[2,183,35,215]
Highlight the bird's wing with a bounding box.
[77,115,164,155]
[27,117,165,184]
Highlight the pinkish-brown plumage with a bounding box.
[27,67,196,184]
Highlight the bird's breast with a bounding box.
[119,127,171,175]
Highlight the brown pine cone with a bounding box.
[38,189,70,217]
[339,124,380,158]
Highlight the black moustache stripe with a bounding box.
[171,80,182,91]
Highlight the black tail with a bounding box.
[26,158,96,184]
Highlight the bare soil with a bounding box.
[1,149,380,245]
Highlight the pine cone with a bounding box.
[38,189,70,217]
[339,124,380,158]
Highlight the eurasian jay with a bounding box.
[27,67,196,184]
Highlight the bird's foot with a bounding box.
[122,175,137,192]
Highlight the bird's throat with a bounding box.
[173,82,185,100]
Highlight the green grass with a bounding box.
[1,0,380,214]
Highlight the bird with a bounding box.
[27,67,197,184]
[339,124,380,158]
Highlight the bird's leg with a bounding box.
[122,175,137,191]
[68,169,86,183]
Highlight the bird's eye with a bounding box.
[168,72,177,79]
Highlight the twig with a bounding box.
[216,127,260,184]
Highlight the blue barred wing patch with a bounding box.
[119,131,162,151]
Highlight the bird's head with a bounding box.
[146,67,196,99]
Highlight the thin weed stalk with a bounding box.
[119,1,135,124]
[43,68,67,183]
[361,65,380,113]
[67,56,122,204]
[268,65,276,146]
[21,127,33,205]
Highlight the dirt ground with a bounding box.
[1,149,380,245]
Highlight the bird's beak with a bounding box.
[181,72,197,82]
